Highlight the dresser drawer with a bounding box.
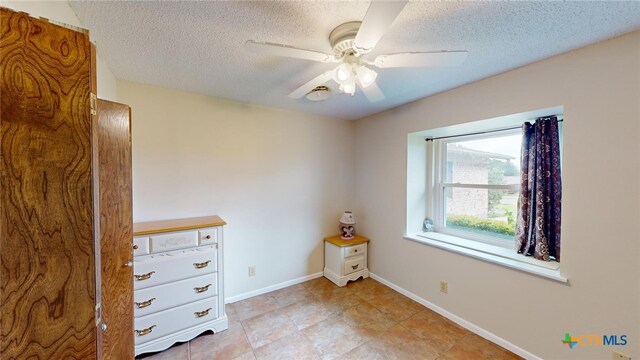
[134,297,218,345]
[133,236,150,256]
[199,228,218,245]
[344,255,365,275]
[134,246,217,290]
[149,230,198,253]
[344,244,366,258]
[134,273,218,318]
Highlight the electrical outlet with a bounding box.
[612,351,631,360]
[248,266,256,277]
[440,281,448,294]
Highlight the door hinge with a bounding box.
[90,93,97,116]
[95,303,102,326]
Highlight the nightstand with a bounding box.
[323,234,369,287]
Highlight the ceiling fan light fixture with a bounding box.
[335,63,353,82]
[356,65,377,88]
[341,78,356,96]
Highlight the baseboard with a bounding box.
[369,273,541,360]
[225,272,323,304]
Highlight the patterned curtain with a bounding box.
[515,116,562,261]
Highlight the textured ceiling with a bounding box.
[69,1,640,120]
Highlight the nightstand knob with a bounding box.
[133,244,139,250]
[205,235,211,239]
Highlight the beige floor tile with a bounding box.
[190,325,252,360]
[350,280,393,301]
[312,287,368,311]
[399,309,468,353]
[282,300,341,330]
[233,351,257,360]
[340,302,398,333]
[228,294,280,321]
[334,342,386,360]
[303,277,341,294]
[254,332,320,360]
[370,324,439,360]
[268,283,316,307]
[442,333,523,360]
[302,315,366,360]
[366,290,424,321]
[242,308,298,349]
[135,342,189,360]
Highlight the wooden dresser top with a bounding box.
[133,215,226,236]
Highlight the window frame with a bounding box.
[429,128,522,249]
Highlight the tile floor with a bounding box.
[137,277,522,360]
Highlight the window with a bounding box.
[406,107,565,281]
[431,129,522,248]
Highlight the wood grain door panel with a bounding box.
[0,8,97,358]
[97,99,134,359]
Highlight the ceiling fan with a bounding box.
[245,0,468,102]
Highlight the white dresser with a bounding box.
[132,216,228,356]
[323,234,369,287]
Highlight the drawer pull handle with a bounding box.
[352,264,359,270]
[195,308,212,318]
[194,284,212,293]
[135,298,156,309]
[134,271,155,281]
[135,325,156,337]
[194,260,211,269]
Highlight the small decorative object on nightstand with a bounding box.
[339,211,356,240]
[323,234,369,286]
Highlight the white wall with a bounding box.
[117,80,354,298]
[354,31,640,360]
[1,0,118,101]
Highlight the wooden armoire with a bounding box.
[1,8,134,359]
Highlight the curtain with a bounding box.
[515,116,562,261]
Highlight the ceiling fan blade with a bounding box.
[246,40,337,63]
[373,51,469,68]
[353,0,408,54]
[361,82,385,102]
[288,71,335,99]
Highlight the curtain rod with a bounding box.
[425,117,563,142]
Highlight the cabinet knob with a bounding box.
[133,244,139,250]
[205,235,211,240]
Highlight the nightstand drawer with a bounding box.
[344,255,365,275]
[345,244,366,258]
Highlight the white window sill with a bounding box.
[404,232,567,283]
